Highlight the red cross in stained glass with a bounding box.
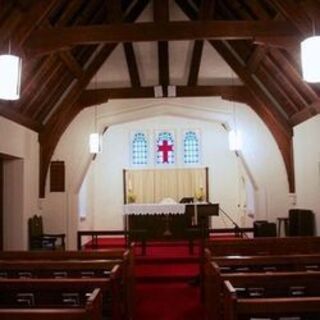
[158,140,173,163]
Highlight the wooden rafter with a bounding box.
[221,0,318,122]
[176,0,295,192]
[39,0,150,198]
[269,0,311,36]
[0,102,42,131]
[59,52,83,79]
[29,1,105,121]
[154,0,169,90]
[114,0,141,89]
[14,0,59,47]
[78,85,249,107]
[123,43,141,88]
[188,0,215,86]
[24,20,298,56]
[21,58,65,116]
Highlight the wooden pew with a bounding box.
[0,249,135,320]
[223,273,320,320]
[0,248,129,260]
[205,236,320,257]
[0,259,121,277]
[0,259,127,319]
[204,258,320,320]
[206,253,320,272]
[0,270,121,320]
[201,237,320,300]
[0,288,102,320]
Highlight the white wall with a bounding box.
[42,97,290,248]
[0,116,39,250]
[93,116,240,230]
[294,115,320,234]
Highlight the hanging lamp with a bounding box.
[0,41,22,100]
[89,105,102,154]
[301,36,320,82]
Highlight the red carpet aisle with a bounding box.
[135,283,204,320]
[134,241,205,320]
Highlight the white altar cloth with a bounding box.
[123,203,185,215]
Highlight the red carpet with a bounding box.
[84,236,235,319]
[135,283,204,320]
[84,237,205,319]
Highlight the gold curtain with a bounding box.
[125,168,207,203]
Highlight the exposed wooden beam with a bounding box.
[21,58,64,116]
[290,99,320,126]
[247,46,267,72]
[9,0,59,51]
[0,102,42,132]
[269,49,318,104]
[188,0,216,86]
[176,0,295,192]
[107,0,141,88]
[123,43,141,87]
[25,20,298,55]
[269,0,311,36]
[78,85,249,106]
[253,36,300,50]
[106,0,122,23]
[154,0,169,90]
[213,41,292,137]
[59,52,83,79]
[39,0,150,198]
[188,41,204,85]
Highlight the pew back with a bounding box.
[0,288,102,320]
[206,236,320,256]
[223,278,320,320]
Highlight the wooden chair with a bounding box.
[28,215,65,250]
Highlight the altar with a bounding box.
[123,203,185,215]
[123,203,219,241]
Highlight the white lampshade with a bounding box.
[0,54,22,100]
[89,133,102,154]
[301,36,320,83]
[229,129,242,151]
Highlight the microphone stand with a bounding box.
[219,207,248,238]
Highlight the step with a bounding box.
[135,263,199,277]
[136,256,199,264]
[136,275,197,283]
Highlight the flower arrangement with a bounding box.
[195,186,205,202]
[127,188,136,203]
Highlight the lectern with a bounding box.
[185,203,219,254]
[185,203,219,230]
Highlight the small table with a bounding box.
[277,217,289,237]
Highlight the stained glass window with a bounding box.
[156,131,175,165]
[132,132,148,165]
[183,131,200,164]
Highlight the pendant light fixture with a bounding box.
[0,41,22,100]
[301,36,320,82]
[301,17,320,82]
[89,73,102,154]
[89,105,102,154]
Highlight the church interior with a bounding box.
[1,0,320,319]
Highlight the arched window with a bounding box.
[132,132,148,165]
[156,131,175,165]
[183,131,200,164]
